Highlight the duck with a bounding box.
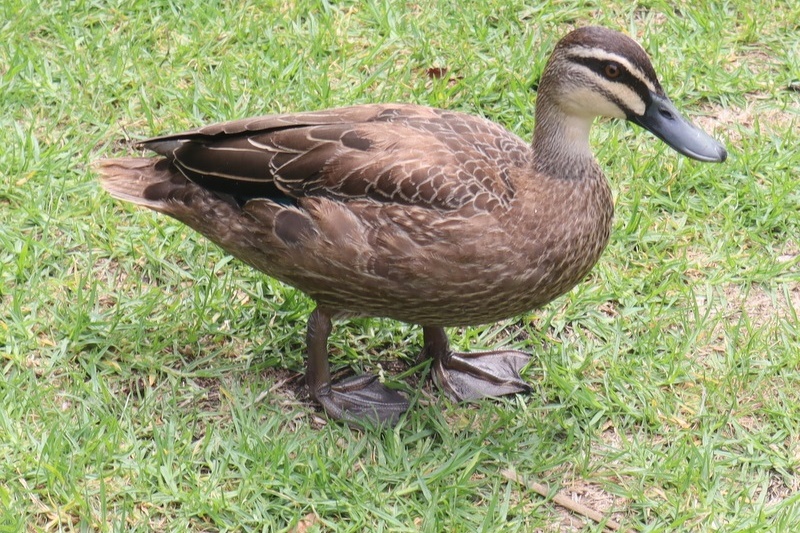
[97,26,726,427]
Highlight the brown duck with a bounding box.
[97,27,726,426]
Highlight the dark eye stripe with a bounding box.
[572,57,652,107]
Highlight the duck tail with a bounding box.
[95,157,181,213]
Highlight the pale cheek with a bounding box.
[562,88,627,119]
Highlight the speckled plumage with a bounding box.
[98,102,612,325]
[97,27,725,425]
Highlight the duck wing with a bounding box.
[141,103,529,212]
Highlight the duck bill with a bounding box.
[632,93,727,163]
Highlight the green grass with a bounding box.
[1,0,799,531]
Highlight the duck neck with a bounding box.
[530,96,598,180]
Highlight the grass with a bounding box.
[1,0,799,530]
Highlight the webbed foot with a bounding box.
[314,374,409,426]
[433,349,532,402]
[422,327,532,402]
[305,307,409,427]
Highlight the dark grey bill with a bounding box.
[632,93,727,163]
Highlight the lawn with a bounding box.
[1,0,799,531]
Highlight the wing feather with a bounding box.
[140,104,530,211]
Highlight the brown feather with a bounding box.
[138,104,527,211]
[96,27,726,328]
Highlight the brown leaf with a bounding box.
[290,513,318,533]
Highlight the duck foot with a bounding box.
[433,349,532,402]
[314,374,409,426]
[422,327,532,402]
[305,307,408,427]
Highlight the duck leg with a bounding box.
[422,327,532,402]
[305,307,409,426]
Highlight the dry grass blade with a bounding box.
[501,469,627,532]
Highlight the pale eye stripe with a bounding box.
[566,46,657,94]
[579,68,647,116]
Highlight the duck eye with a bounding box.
[604,63,621,79]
